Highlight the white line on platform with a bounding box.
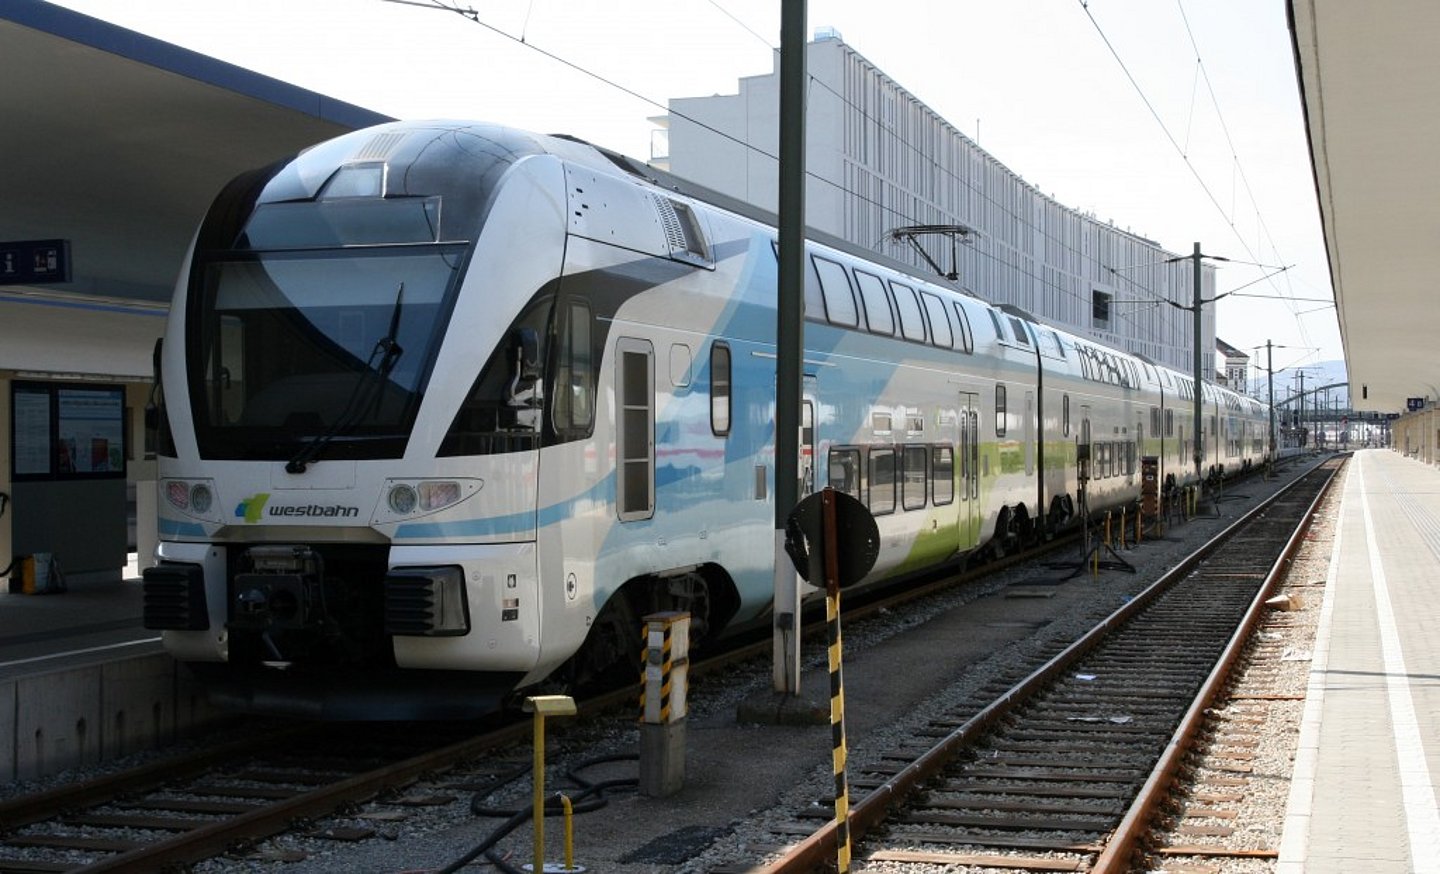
[1359,457,1440,872]
[0,637,163,670]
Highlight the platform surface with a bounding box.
[0,554,158,681]
[1281,449,1440,873]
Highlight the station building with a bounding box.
[653,30,1217,374]
[0,1,389,582]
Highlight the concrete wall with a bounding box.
[0,653,221,782]
[1395,407,1438,465]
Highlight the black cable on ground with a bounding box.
[436,753,639,874]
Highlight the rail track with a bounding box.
[0,523,1077,872]
[0,463,1299,874]
[722,456,1342,874]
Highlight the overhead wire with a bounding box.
[1082,0,1325,352]
[389,0,1250,360]
[391,0,1127,330]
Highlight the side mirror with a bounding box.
[506,327,543,416]
[515,327,540,382]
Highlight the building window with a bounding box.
[1092,290,1112,329]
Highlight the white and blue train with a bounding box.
[142,121,1271,718]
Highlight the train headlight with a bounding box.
[375,478,482,523]
[165,480,190,510]
[161,478,221,522]
[190,484,213,514]
[388,484,419,515]
[418,481,462,512]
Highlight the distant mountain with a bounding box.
[1251,359,1349,408]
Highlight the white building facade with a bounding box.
[654,34,1214,373]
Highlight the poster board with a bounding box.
[10,381,127,481]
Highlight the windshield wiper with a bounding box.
[286,283,405,474]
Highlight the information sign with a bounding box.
[0,239,71,285]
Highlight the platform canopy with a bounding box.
[0,1,391,376]
[1289,1,1440,412]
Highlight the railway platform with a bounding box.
[1280,448,1440,873]
[0,555,217,783]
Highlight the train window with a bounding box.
[1165,408,1175,437]
[1008,317,1030,346]
[932,445,954,506]
[951,302,974,353]
[828,447,861,500]
[552,299,596,438]
[987,309,1005,342]
[902,445,928,510]
[1046,330,1066,359]
[1063,394,1071,438]
[854,270,895,336]
[868,447,896,515]
[921,292,953,348]
[995,384,1008,437]
[441,296,553,456]
[812,256,859,327]
[710,342,731,436]
[616,338,655,521]
[891,282,927,342]
[1150,408,1160,437]
[782,242,828,324]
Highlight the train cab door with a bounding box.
[958,392,980,551]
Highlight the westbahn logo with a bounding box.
[234,493,360,523]
[235,493,269,523]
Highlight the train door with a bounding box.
[797,374,817,498]
[1079,405,1093,513]
[959,392,980,551]
[1128,417,1139,486]
[1024,390,1035,476]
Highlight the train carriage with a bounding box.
[143,121,1270,717]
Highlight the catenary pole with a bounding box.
[772,0,806,694]
[1192,242,1203,481]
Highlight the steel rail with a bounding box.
[1091,456,1343,871]
[750,457,1336,874]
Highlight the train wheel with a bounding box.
[563,589,640,692]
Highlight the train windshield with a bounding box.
[189,244,466,460]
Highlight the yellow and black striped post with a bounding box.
[821,489,853,874]
[639,611,689,797]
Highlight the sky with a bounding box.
[48,0,1342,388]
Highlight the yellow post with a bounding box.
[524,695,577,874]
[561,794,575,872]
